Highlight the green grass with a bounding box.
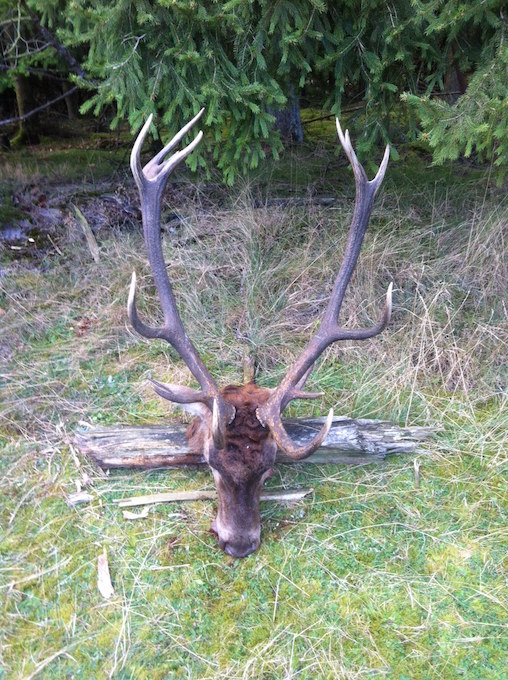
[0,146,127,186]
[0,128,507,678]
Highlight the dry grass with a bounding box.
[0,152,507,678]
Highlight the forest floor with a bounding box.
[0,115,507,679]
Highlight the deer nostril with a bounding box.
[223,543,235,557]
[223,540,258,558]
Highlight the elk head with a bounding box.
[128,109,392,557]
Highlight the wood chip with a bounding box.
[68,442,81,469]
[66,491,94,506]
[414,458,421,488]
[97,548,114,599]
[122,506,150,520]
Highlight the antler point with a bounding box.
[212,398,226,450]
[386,282,393,317]
[128,271,137,305]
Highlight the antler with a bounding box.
[128,110,234,446]
[257,120,392,459]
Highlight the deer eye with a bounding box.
[260,468,274,485]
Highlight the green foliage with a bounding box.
[33,0,438,181]
[0,0,66,89]
[2,1,507,180]
[404,1,508,173]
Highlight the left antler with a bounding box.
[128,110,235,446]
[257,120,392,459]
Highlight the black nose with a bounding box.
[223,540,258,558]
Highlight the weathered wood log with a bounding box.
[75,416,435,470]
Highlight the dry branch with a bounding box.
[114,488,313,508]
[76,416,435,470]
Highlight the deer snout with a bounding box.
[212,514,261,558]
[220,537,260,558]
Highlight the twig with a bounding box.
[2,557,72,590]
[302,104,364,126]
[73,204,100,263]
[0,86,79,127]
[21,638,89,680]
[414,459,421,488]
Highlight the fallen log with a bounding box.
[75,416,435,470]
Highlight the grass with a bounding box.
[0,121,507,678]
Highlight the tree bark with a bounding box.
[444,42,467,104]
[269,84,304,143]
[75,416,436,470]
[63,81,78,119]
[11,74,40,146]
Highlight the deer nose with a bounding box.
[223,539,259,558]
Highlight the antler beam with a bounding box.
[128,111,234,443]
[257,120,392,459]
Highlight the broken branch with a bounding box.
[115,488,313,508]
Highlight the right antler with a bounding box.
[128,110,234,446]
[257,121,392,459]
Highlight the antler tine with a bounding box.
[262,407,334,461]
[131,109,204,189]
[148,378,210,405]
[130,114,153,188]
[212,399,226,450]
[150,108,205,168]
[335,120,390,195]
[128,270,163,339]
[331,282,393,341]
[374,142,390,191]
[335,120,365,182]
[257,120,392,460]
[128,111,235,441]
[280,364,324,410]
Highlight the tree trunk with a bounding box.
[63,81,78,120]
[11,74,40,146]
[270,84,304,143]
[75,416,436,470]
[444,42,467,104]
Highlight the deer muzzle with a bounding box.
[211,469,263,558]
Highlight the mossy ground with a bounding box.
[1,117,506,678]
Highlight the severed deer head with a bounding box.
[128,109,392,557]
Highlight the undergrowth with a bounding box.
[0,135,507,678]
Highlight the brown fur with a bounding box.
[186,417,205,453]
[186,383,274,482]
[184,382,276,556]
[219,383,272,482]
